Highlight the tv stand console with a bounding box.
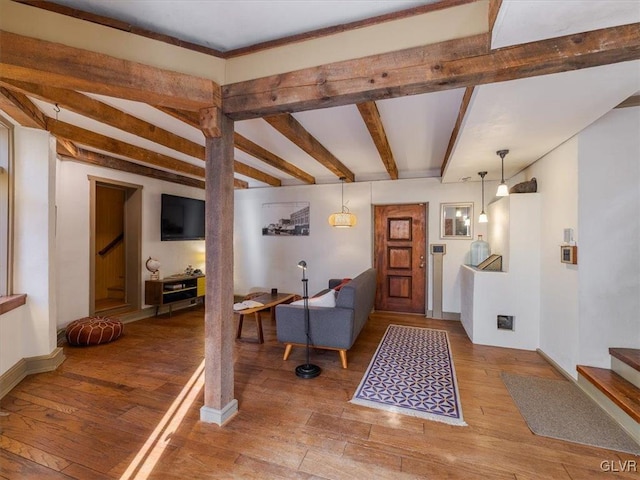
[145,274,205,316]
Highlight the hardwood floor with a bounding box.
[1,307,637,479]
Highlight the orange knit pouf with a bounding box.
[65,316,123,346]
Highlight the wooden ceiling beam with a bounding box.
[234,133,315,184]
[47,119,205,178]
[57,146,208,189]
[0,81,273,186]
[56,138,79,157]
[356,101,398,180]
[223,24,640,119]
[233,160,281,186]
[264,114,354,182]
[440,86,474,177]
[0,86,46,129]
[156,106,201,129]
[615,94,640,109]
[234,178,249,189]
[223,33,489,119]
[1,79,206,158]
[0,30,219,111]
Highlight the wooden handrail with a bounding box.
[98,232,124,256]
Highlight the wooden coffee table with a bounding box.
[235,292,296,343]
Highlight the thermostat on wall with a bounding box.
[430,244,446,255]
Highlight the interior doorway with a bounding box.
[89,176,142,316]
[373,203,428,314]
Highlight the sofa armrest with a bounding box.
[275,304,355,349]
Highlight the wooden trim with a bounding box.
[356,101,398,180]
[0,293,26,315]
[224,24,640,120]
[441,86,475,177]
[0,347,65,400]
[264,114,354,182]
[15,0,477,59]
[0,30,220,111]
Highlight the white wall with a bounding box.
[518,107,639,378]
[56,160,207,327]
[0,128,57,376]
[235,177,490,313]
[577,107,640,368]
[521,138,580,377]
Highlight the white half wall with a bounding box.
[578,107,640,368]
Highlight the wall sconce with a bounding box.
[328,177,356,228]
[496,149,510,197]
[478,171,488,223]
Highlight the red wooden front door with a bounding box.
[374,204,427,314]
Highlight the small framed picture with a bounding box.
[560,245,577,264]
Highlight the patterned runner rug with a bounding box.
[351,325,466,426]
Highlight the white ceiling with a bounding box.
[46,0,436,51]
[4,0,640,188]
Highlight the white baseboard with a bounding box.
[0,347,65,400]
[426,310,461,321]
[200,399,238,425]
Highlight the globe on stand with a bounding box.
[145,257,161,280]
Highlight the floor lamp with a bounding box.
[295,260,321,379]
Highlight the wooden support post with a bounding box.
[199,108,237,425]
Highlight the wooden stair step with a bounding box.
[577,365,640,423]
[610,348,640,372]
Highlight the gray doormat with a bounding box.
[501,372,640,455]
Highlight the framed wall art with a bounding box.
[262,202,310,236]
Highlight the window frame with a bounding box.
[0,116,14,297]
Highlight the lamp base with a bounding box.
[295,363,321,379]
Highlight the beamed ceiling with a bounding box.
[0,0,639,191]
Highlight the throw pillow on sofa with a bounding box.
[290,289,336,308]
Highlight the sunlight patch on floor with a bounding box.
[120,359,205,480]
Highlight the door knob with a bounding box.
[419,255,425,268]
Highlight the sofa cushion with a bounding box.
[334,278,352,291]
[290,289,336,307]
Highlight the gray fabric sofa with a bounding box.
[275,268,377,368]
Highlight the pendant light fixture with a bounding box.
[496,149,510,197]
[478,171,488,223]
[328,177,356,228]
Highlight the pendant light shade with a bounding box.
[478,171,488,223]
[496,149,510,197]
[328,177,356,228]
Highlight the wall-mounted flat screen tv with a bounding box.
[161,194,205,241]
